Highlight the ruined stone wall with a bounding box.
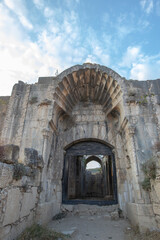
[0,97,10,140]
[150,152,160,229]
[0,78,63,235]
[0,145,42,240]
[123,79,160,230]
[0,80,56,160]
[0,64,160,239]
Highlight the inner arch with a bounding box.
[62,140,117,205]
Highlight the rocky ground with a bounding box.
[47,204,160,240]
[48,204,130,240]
[48,214,129,240]
[16,203,160,240]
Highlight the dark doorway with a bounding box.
[62,140,117,205]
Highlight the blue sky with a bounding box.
[0,0,160,95]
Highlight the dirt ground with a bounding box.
[48,214,130,240]
[48,213,160,240]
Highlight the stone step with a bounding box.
[61,204,119,217]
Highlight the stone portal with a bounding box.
[1,63,160,239]
[63,140,117,205]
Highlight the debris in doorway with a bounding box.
[110,211,119,220]
[118,208,124,218]
[52,212,67,221]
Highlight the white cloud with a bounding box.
[129,54,160,80]
[0,3,26,43]
[120,46,142,68]
[1,0,160,97]
[119,46,160,80]
[140,0,153,14]
[0,3,87,95]
[0,0,113,96]
[33,0,44,9]
[85,55,96,63]
[44,7,54,18]
[130,61,160,80]
[4,0,33,29]
[146,0,153,13]
[86,28,110,66]
[19,15,33,30]
[130,63,149,79]
[140,0,146,9]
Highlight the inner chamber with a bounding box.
[62,140,118,205]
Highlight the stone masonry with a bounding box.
[0,63,160,239]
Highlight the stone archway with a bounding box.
[1,63,160,236]
[47,63,155,230]
[49,66,124,207]
[62,139,118,205]
[50,66,123,130]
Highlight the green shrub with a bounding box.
[141,160,156,180]
[141,158,156,191]
[141,177,151,191]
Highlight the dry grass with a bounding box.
[16,224,69,240]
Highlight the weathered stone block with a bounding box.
[126,203,139,226]
[0,225,11,240]
[56,191,62,203]
[137,204,154,216]
[0,162,13,188]
[0,189,8,223]
[7,211,34,240]
[155,215,160,228]
[138,215,157,232]
[0,144,19,164]
[3,188,21,226]
[36,201,60,224]
[150,184,159,203]
[0,96,10,138]
[153,203,160,216]
[154,180,160,202]
[20,187,37,218]
[24,148,44,168]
